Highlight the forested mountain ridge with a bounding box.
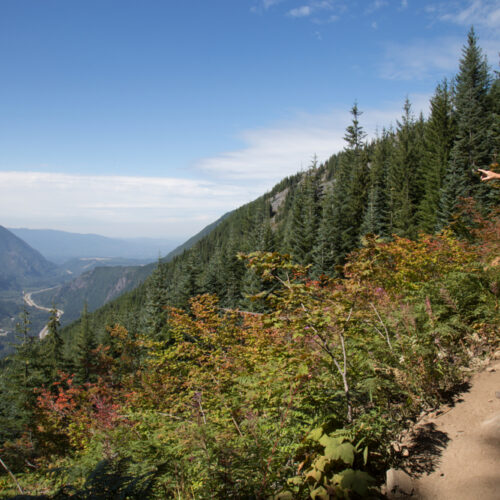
[61,28,499,347]
[34,264,154,327]
[8,228,179,264]
[0,29,498,499]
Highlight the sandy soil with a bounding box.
[411,360,500,499]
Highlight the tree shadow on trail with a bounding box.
[401,422,450,476]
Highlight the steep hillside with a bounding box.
[35,264,154,326]
[35,214,233,328]
[58,256,152,278]
[0,31,499,498]
[0,226,58,291]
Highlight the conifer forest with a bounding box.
[0,29,499,499]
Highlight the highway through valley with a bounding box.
[23,287,64,339]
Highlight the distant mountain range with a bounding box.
[33,212,233,326]
[0,216,232,347]
[8,228,181,264]
[35,264,154,326]
[0,225,58,291]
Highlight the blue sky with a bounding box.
[1,0,498,239]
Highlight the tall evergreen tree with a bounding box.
[360,129,393,237]
[387,98,420,237]
[41,306,64,380]
[198,243,224,296]
[222,238,245,307]
[315,103,369,274]
[342,103,369,250]
[143,260,170,340]
[75,302,97,383]
[439,27,493,224]
[417,79,456,232]
[286,170,321,265]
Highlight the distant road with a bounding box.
[23,287,64,339]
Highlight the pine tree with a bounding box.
[314,106,368,275]
[387,98,420,237]
[222,239,245,307]
[360,129,393,237]
[439,27,493,224]
[172,251,201,308]
[417,79,456,232]
[313,186,335,275]
[343,103,369,250]
[41,306,64,380]
[198,244,223,296]
[257,219,276,253]
[75,302,97,383]
[487,65,500,167]
[285,167,321,265]
[143,260,170,340]
[0,308,42,438]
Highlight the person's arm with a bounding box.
[477,169,500,181]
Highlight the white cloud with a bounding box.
[251,0,286,13]
[196,96,431,182]
[2,99,433,239]
[379,37,463,80]
[257,0,342,22]
[379,30,499,81]
[263,0,284,9]
[288,5,312,17]
[437,0,500,30]
[400,0,409,9]
[0,172,258,239]
[365,0,389,15]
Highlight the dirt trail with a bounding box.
[392,357,500,499]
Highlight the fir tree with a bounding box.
[286,171,321,265]
[387,98,419,237]
[75,302,97,383]
[360,129,393,237]
[222,239,245,307]
[439,27,493,224]
[41,306,64,380]
[143,260,170,340]
[343,103,369,250]
[417,79,456,232]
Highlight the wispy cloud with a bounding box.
[2,93,431,239]
[2,101,433,239]
[436,0,500,30]
[254,0,343,22]
[250,0,286,14]
[0,172,256,239]
[288,5,312,17]
[378,37,463,80]
[365,0,389,15]
[196,96,431,182]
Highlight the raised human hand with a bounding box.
[477,169,500,181]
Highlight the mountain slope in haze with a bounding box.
[59,256,152,277]
[36,264,154,326]
[9,228,180,264]
[163,212,233,261]
[35,214,233,326]
[0,225,58,291]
